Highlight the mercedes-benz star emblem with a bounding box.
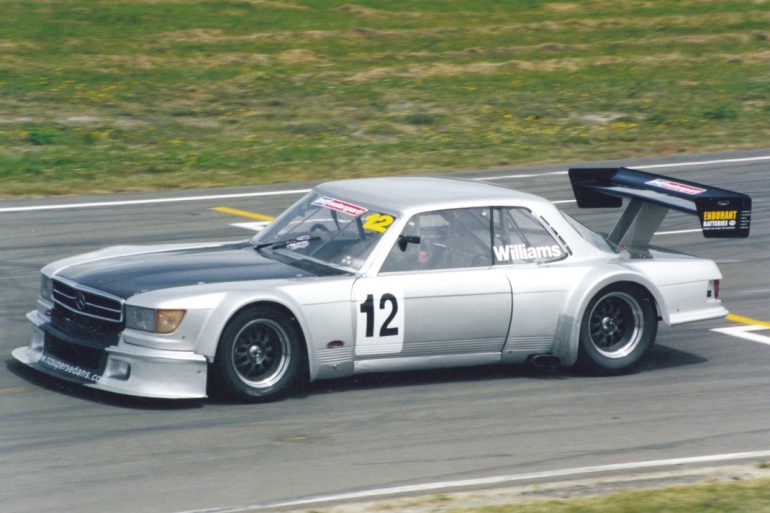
[75,292,87,311]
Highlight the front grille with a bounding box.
[45,333,106,374]
[51,307,122,346]
[52,280,123,322]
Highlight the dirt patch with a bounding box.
[346,49,770,82]
[54,116,102,126]
[681,33,751,44]
[543,2,581,12]
[136,0,306,7]
[537,42,586,52]
[277,49,321,64]
[241,0,308,9]
[74,54,159,70]
[347,57,602,81]
[576,113,627,124]
[0,39,39,50]
[156,28,225,44]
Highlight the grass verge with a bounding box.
[1,1,769,197]
[297,474,770,513]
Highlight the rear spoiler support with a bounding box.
[568,167,751,250]
[607,199,668,248]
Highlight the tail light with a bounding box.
[709,279,720,300]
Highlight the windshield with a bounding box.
[252,192,397,271]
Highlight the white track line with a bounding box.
[478,170,567,181]
[712,325,770,346]
[1,155,767,214]
[640,155,770,169]
[478,155,770,181]
[654,228,701,236]
[0,189,311,213]
[175,450,770,513]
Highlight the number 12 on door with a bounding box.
[354,286,405,356]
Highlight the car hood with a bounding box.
[53,242,321,299]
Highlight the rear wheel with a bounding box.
[212,306,304,402]
[578,284,657,374]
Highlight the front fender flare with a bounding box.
[194,291,319,380]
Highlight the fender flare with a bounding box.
[195,292,320,382]
[552,268,666,367]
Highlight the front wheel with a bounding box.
[212,306,304,402]
[578,284,657,375]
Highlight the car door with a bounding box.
[351,207,512,364]
[490,207,573,363]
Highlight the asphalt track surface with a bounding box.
[2,149,769,513]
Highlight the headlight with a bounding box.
[125,305,186,334]
[40,275,53,302]
[125,305,155,332]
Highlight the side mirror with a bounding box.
[397,235,421,252]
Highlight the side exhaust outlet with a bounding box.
[529,354,561,369]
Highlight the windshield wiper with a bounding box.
[254,235,321,252]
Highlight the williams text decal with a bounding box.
[494,244,563,263]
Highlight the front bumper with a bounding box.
[13,311,208,400]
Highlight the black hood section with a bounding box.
[55,243,320,299]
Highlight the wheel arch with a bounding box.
[203,298,315,383]
[553,270,665,367]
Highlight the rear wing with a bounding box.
[568,167,751,250]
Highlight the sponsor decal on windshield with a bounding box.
[362,213,394,233]
[645,178,706,196]
[494,244,563,262]
[285,239,311,250]
[341,255,366,269]
[312,197,368,217]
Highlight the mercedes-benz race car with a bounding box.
[13,168,752,401]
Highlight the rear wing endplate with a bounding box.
[568,167,751,249]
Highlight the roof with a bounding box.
[315,176,546,215]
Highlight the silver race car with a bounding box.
[13,168,752,401]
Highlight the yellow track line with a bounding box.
[0,386,34,395]
[726,314,770,329]
[210,207,275,221]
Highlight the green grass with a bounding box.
[304,477,770,513]
[470,478,770,513]
[1,0,769,196]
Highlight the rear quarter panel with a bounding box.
[626,255,726,325]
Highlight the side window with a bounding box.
[492,208,566,264]
[380,208,492,273]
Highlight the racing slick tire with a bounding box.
[578,284,657,375]
[212,305,305,402]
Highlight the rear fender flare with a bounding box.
[553,269,666,367]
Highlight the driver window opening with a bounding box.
[380,207,492,273]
